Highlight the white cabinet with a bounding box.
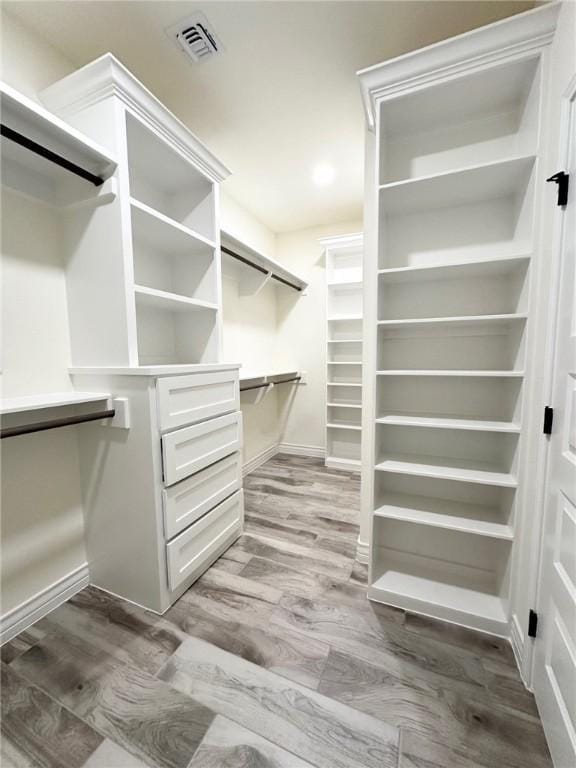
[358,4,559,636]
[157,370,239,431]
[72,365,242,614]
[166,490,244,590]
[162,411,242,486]
[163,452,242,539]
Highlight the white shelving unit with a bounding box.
[358,8,557,636]
[321,233,364,471]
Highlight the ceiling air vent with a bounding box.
[167,12,223,64]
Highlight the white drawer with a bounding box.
[157,371,239,431]
[166,490,244,591]
[163,453,242,540]
[162,411,242,487]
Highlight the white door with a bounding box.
[533,79,576,768]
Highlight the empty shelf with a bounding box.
[375,456,518,487]
[328,315,363,322]
[377,370,524,378]
[327,382,362,387]
[134,285,218,312]
[374,498,513,540]
[328,339,363,343]
[328,279,363,287]
[377,314,527,329]
[130,197,215,254]
[1,391,110,415]
[327,422,362,431]
[378,254,531,284]
[379,155,535,214]
[328,361,363,365]
[327,402,362,409]
[375,414,520,433]
[369,570,508,633]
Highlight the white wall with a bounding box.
[1,190,86,614]
[220,189,283,468]
[0,12,87,615]
[275,220,363,453]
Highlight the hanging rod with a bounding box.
[0,124,105,187]
[1,408,115,439]
[240,376,301,392]
[222,245,303,292]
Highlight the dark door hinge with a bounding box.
[546,171,569,206]
[528,609,538,638]
[543,406,554,436]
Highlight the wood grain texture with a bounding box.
[158,636,399,768]
[1,663,103,768]
[11,632,214,768]
[1,455,552,768]
[188,716,317,767]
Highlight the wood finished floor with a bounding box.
[1,454,552,768]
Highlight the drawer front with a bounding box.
[163,453,242,540]
[157,371,239,432]
[166,490,244,591]
[162,411,242,487]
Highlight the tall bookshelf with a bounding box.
[358,7,557,635]
[321,234,364,472]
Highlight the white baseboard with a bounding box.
[510,612,531,686]
[0,563,89,645]
[325,457,361,473]
[278,442,326,459]
[243,443,279,476]
[356,537,369,564]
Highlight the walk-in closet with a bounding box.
[1,3,574,767]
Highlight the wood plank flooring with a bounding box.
[1,454,552,768]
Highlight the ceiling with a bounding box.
[4,1,535,233]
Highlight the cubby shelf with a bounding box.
[378,154,535,214]
[378,254,531,283]
[327,382,362,387]
[328,315,363,322]
[375,415,521,433]
[327,423,362,431]
[130,197,215,250]
[373,501,514,540]
[369,571,508,632]
[134,285,219,312]
[377,314,527,329]
[375,457,518,488]
[329,361,363,365]
[327,339,363,344]
[327,279,363,287]
[377,370,525,378]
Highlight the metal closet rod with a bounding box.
[221,245,303,292]
[240,376,302,392]
[0,124,105,187]
[1,409,116,439]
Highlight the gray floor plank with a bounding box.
[1,663,103,768]
[188,716,318,768]
[11,633,215,768]
[158,636,399,768]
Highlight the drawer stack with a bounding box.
[157,371,243,592]
[72,364,243,614]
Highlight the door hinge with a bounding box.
[543,406,554,436]
[528,609,538,638]
[546,171,569,206]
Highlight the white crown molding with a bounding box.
[0,563,89,645]
[357,2,560,130]
[318,232,364,251]
[41,53,230,183]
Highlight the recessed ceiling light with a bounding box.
[312,163,336,187]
